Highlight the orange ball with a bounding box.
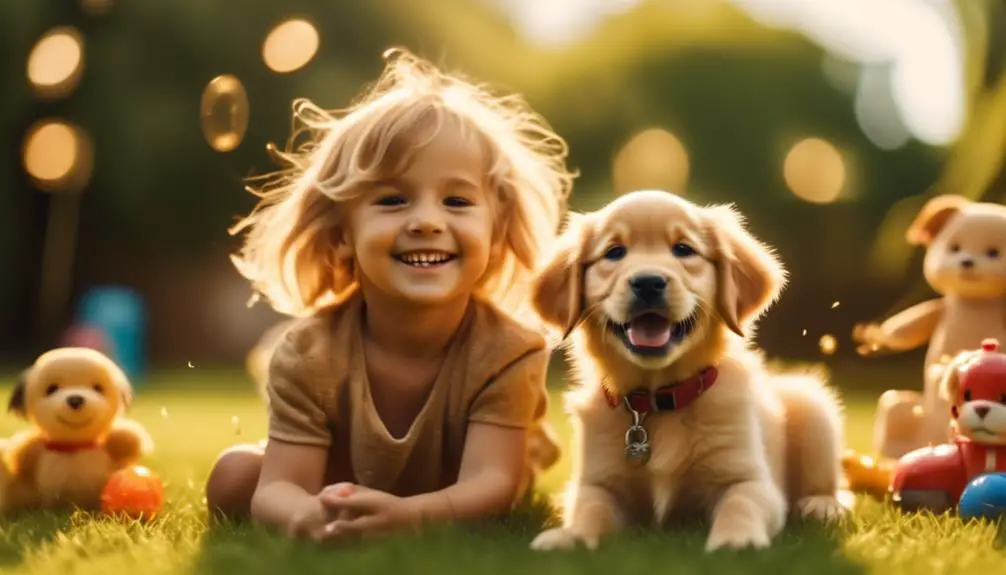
[101,465,165,520]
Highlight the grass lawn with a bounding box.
[0,360,1002,575]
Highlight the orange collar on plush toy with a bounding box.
[43,440,99,453]
[603,366,719,413]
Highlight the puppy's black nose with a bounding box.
[629,274,668,305]
[960,258,975,270]
[66,395,85,410]
[975,405,990,419]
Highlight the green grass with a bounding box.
[0,363,1002,575]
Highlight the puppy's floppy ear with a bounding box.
[906,195,969,246]
[8,367,31,419]
[707,205,787,338]
[531,213,591,337]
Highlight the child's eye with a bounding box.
[444,196,472,208]
[1000,393,1006,405]
[374,195,406,207]
[987,247,1000,259]
[963,389,973,402]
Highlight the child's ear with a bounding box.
[906,195,969,246]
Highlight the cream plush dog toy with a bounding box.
[0,347,153,513]
[851,195,1006,465]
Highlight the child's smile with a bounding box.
[394,250,459,269]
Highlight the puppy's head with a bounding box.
[908,195,1006,299]
[532,190,785,371]
[9,347,132,441]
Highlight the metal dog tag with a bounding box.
[624,425,651,465]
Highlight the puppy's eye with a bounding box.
[963,389,973,402]
[672,243,697,258]
[949,243,961,253]
[603,244,626,261]
[92,384,104,394]
[987,247,1000,259]
[45,384,59,396]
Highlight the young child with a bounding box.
[204,48,574,541]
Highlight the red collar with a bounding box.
[44,440,99,453]
[603,367,718,413]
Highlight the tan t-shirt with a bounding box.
[265,289,550,496]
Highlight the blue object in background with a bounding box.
[959,473,1006,521]
[77,286,147,384]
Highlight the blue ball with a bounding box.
[959,473,1006,521]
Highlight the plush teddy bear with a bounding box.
[851,195,1006,464]
[0,347,154,513]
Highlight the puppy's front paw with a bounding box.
[530,528,597,551]
[797,495,847,523]
[705,522,770,552]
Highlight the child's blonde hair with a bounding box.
[229,48,575,320]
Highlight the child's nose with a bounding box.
[407,201,445,235]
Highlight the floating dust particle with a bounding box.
[232,415,241,435]
[831,301,840,309]
[819,334,837,355]
[160,407,168,419]
[802,329,807,336]
[187,361,194,368]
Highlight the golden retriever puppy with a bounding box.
[529,190,846,552]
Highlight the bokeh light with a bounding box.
[262,19,320,73]
[782,138,845,204]
[27,27,84,100]
[612,128,690,195]
[22,120,94,193]
[200,75,250,153]
[819,334,837,355]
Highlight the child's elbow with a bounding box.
[485,467,525,512]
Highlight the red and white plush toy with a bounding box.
[890,338,1006,512]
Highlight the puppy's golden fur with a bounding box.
[529,190,846,552]
[0,348,153,513]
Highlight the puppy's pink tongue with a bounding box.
[627,315,672,348]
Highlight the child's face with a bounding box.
[348,126,494,306]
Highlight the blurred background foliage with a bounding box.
[1,0,1005,382]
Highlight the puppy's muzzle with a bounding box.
[66,395,85,410]
[629,273,668,311]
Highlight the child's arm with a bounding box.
[323,347,549,537]
[249,327,340,540]
[250,440,332,537]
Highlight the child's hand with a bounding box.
[320,487,420,539]
[285,483,357,542]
